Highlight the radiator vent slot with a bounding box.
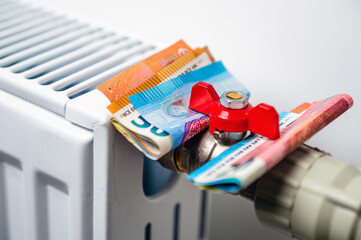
[0,1,156,104]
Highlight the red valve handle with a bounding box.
[189,81,219,115]
[189,82,280,140]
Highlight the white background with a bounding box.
[28,0,361,239]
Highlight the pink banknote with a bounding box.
[187,94,353,192]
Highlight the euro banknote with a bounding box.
[129,61,250,150]
[97,40,192,102]
[187,94,353,193]
[110,49,214,159]
[108,48,210,114]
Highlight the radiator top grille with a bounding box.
[0,0,157,115]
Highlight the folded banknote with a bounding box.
[129,61,250,151]
[187,94,353,193]
[109,48,214,159]
[97,40,192,102]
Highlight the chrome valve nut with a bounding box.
[213,130,247,145]
[220,91,249,109]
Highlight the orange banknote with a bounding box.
[107,47,208,114]
[97,40,192,102]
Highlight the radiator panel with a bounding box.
[0,153,25,240]
[36,172,70,240]
[0,1,208,240]
[0,89,93,240]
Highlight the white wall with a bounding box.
[27,0,361,239]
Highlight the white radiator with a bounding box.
[0,1,208,239]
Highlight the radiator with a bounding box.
[0,1,208,239]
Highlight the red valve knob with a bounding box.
[189,82,280,140]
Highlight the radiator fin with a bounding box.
[0,0,156,112]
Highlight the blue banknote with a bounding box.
[129,61,250,149]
